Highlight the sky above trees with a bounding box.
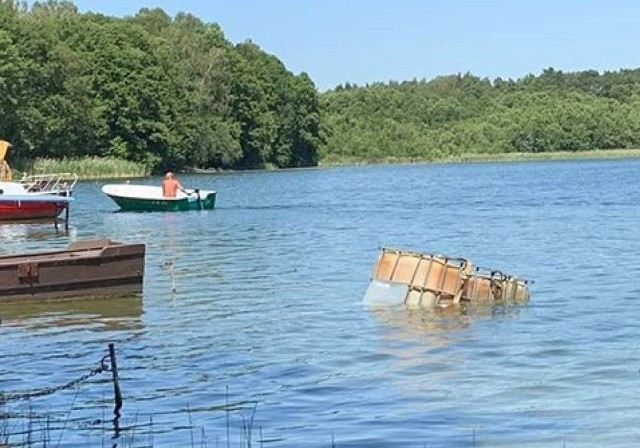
[71,0,640,91]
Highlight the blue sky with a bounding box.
[71,0,640,91]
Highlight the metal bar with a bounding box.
[108,343,123,415]
[388,250,401,281]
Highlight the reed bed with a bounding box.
[447,147,640,163]
[19,157,150,180]
[319,148,640,166]
[1,398,263,448]
[0,405,572,447]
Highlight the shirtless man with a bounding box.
[162,171,184,197]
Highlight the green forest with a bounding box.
[321,70,640,163]
[1,1,640,173]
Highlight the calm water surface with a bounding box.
[2,159,640,447]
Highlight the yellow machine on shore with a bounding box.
[0,139,12,181]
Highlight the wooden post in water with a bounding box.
[108,343,123,414]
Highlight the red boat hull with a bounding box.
[0,199,69,220]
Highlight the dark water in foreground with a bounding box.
[2,159,640,447]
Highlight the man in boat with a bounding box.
[162,171,185,197]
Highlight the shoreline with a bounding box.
[22,148,640,180]
[317,148,640,167]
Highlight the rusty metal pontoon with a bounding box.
[0,239,145,303]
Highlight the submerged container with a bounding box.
[464,268,530,304]
[364,248,530,309]
[367,248,473,308]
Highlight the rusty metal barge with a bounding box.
[0,239,145,303]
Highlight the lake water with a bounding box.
[1,159,640,447]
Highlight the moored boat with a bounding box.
[0,139,78,221]
[0,180,73,221]
[0,239,145,303]
[102,183,216,212]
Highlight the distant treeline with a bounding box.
[321,69,640,162]
[1,1,640,173]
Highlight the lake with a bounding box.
[1,159,640,447]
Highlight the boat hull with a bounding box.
[0,198,69,220]
[0,239,145,303]
[102,184,216,212]
[107,193,216,211]
[0,179,74,221]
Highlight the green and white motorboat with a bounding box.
[102,184,216,212]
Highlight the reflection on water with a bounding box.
[0,221,73,243]
[369,302,523,340]
[0,295,143,331]
[368,303,524,369]
[370,304,474,344]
